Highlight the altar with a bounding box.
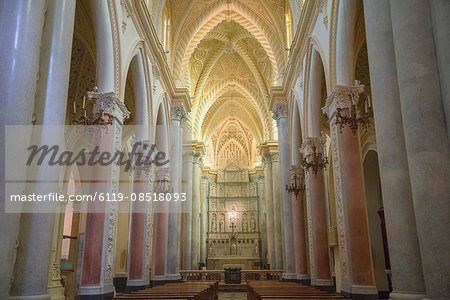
[206,162,261,270]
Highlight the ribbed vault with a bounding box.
[161,0,290,167]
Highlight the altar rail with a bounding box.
[179,270,284,282]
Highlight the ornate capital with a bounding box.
[261,152,272,164]
[183,151,195,163]
[300,135,327,156]
[289,165,304,180]
[88,90,131,123]
[201,175,209,183]
[272,102,289,125]
[257,175,265,183]
[171,105,188,123]
[322,85,364,119]
[270,152,279,162]
[193,153,203,165]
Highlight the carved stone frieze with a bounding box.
[272,102,289,125]
[171,105,188,123]
[87,90,131,123]
[322,85,365,119]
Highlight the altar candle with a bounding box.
[73,102,76,113]
[368,95,372,107]
[82,96,86,108]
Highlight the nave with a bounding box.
[0,0,449,300]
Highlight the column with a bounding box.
[323,86,377,299]
[77,93,130,298]
[9,1,76,299]
[289,167,309,284]
[271,152,283,270]
[127,141,153,292]
[390,1,450,298]
[363,1,426,299]
[200,175,209,265]
[256,175,268,268]
[47,202,67,300]
[273,103,296,280]
[0,0,47,297]
[262,154,275,268]
[181,152,194,270]
[301,137,333,291]
[429,0,450,139]
[190,153,202,269]
[153,166,170,284]
[165,105,187,282]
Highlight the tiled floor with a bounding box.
[218,292,247,299]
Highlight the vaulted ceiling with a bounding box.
[154,0,295,167]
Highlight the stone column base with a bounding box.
[390,292,427,300]
[126,279,149,293]
[283,273,297,282]
[296,274,310,285]
[165,273,181,282]
[341,285,378,300]
[315,278,335,293]
[10,295,51,300]
[76,284,115,300]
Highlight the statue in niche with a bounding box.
[211,214,217,232]
[242,213,248,232]
[219,214,225,232]
[230,238,237,255]
[250,217,256,232]
[209,243,214,256]
[254,240,259,255]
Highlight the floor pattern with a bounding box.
[218,292,247,299]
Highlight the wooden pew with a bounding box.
[247,281,345,300]
[114,281,218,300]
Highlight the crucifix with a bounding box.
[229,222,237,233]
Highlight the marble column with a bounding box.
[273,103,296,280]
[165,105,187,281]
[181,152,194,270]
[289,166,309,284]
[323,86,377,299]
[262,154,275,268]
[363,1,426,299]
[77,93,129,299]
[390,1,450,298]
[200,175,209,265]
[153,166,170,284]
[301,137,333,291]
[126,141,153,292]
[429,0,450,140]
[47,203,67,300]
[271,152,283,270]
[0,0,45,295]
[9,1,76,299]
[256,175,268,268]
[190,153,202,269]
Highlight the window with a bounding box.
[162,0,171,53]
[285,0,293,51]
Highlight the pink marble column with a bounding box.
[323,85,377,298]
[290,167,309,283]
[301,137,333,290]
[339,107,374,287]
[80,124,111,289]
[78,91,130,298]
[152,167,170,283]
[127,171,148,290]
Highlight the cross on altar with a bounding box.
[229,222,237,233]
